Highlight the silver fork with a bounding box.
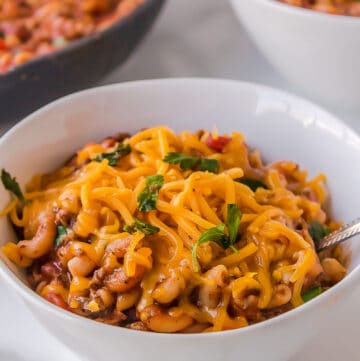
[317,218,360,252]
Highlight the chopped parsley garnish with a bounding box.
[124,217,160,235]
[164,152,198,170]
[308,221,330,245]
[238,178,268,192]
[198,158,220,173]
[93,143,131,166]
[163,152,219,174]
[137,175,164,212]
[302,286,322,302]
[1,169,27,204]
[227,204,241,248]
[192,204,242,271]
[55,225,68,247]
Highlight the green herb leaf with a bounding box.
[124,217,160,235]
[163,152,199,170]
[137,175,164,212]
[163,152,219,174]
[94,143,131,166]
[1,169,27,204]
[192,204,243,271]
[302,286,322,302]
[227,204,241,245]
[192,225,227,272]
[199,158,220,173]
[196,224,228,248]
[55,225,68,247]
[238,178,268,192]
[308,221,330,245]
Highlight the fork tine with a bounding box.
[317,218,360,252]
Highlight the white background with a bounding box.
[0,1,359,360]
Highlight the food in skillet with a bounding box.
[279,0,360,16]
[1,126,348,333]
[0,0,143,73]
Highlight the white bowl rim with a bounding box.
[0,77,360,339]
[247,0,360,23]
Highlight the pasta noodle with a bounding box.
[0,126,347,332]
[279,0,360,16]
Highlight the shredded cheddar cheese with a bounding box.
[0,126,347,333]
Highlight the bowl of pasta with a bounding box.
[230,0,360,110]
[0,78,359,361]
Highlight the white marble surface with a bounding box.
[0,1,359,360]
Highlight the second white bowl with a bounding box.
[230,0,360,111]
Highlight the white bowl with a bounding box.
[0,79,360,361]
[230,0,360,111]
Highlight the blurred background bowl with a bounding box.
[230,0,360,112]
[0,0,165,123]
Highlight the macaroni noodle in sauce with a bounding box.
[1,127,347,333]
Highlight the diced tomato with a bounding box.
[206,135,231,153]
[44,292,69,311]
[101,138,116,148]
[0,39,7,51]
